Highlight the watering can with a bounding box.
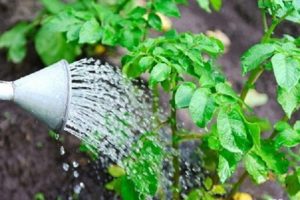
[0,60,70,131]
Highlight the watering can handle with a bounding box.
[0,81,14,101]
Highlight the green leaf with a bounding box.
[244,152,268,184]
[196,0,211,12]
[215,82,239,100]
[271,53,300,91]
[119,27,144,50]
[129,7,147,19]
[148,12,162,31]
[241,43,275,75]
[102,25,117,46]
[79,18,102,44]
[44,10,83,33]
[245,121,261,149]
[175,82,196,108]
[34,192,45,200]
[197,34,224,56]
[254,140,289,174]
[277,84,300,118]
[186,189,214,200]
[203,177,213,190]
[189,88,215,127]
[105,178,121,191]
[125,133,163,196]
[150,63,171,85]
[217,107,252,153]
[0,22,30,63]
[210,0,222,11]
[39,0,65,14]
[66,24,81,42]
[35,25,80,65]
[286,169,300,196]
[154,0,180,17]
[122,55,145,78]
[108,165,126,177]
[207,125,221,150]
[139,56,155,71]
[274,121,300,148]
[120,176,140,200]
[294,120,300,131]
[217,150,241,183]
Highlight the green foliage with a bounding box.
[286,168,300,198]
[106,133,163,199]
[189,88,215,128]
[175,82,196,108]
[196,0,222,12]
[217,106,251,154]
[242,35,300,118]
[35,25,81,65]
[123,32,224,87]
[241,43,275,75]
[0,0,188,65]
[34,193,45,200]
[124,133,164,196]
[153,0,181,17]
[277,84,300,117]
[4,0,300,199]
[274,121,300,148]
[0,22,31,63]
[259,0,300,23]
[272,53,300,91]
[244,152,268,184]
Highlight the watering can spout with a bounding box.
[0,81,14,101]
[0,60,71,131]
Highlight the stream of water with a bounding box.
[64,58,153,165]
[61,58,203,199]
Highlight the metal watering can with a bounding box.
[0,60,70,131]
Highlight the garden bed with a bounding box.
[0,0,299,199]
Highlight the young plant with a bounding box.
[0,0,188,65]
[121,0,300,199]
[2,0,300,200]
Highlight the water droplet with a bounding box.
[62,163,69,171]
[60,146,65,155]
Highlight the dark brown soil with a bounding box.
[0,0,299,199]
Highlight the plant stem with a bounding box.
[240,67,264,102]
[227,115,289,200]
[261,9,268,33]
[262,9,293,43]
[229,10,292,199]
[176,132,206,142]
[171,90,180,200]
[227,171,248,200]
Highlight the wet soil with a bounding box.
[0,0,299,199]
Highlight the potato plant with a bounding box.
[3,0,300,199]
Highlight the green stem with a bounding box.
[240,67,264,102]
[240,9,291,102]
[229,10,292,199]
[152,85,160,124]
[262,9,293,43]
[153,120,169,132]
[226,171,248,200]
[171,90,180,200]
[261,9,268,33]
[227,115,289,200]
[176,132,206,142]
